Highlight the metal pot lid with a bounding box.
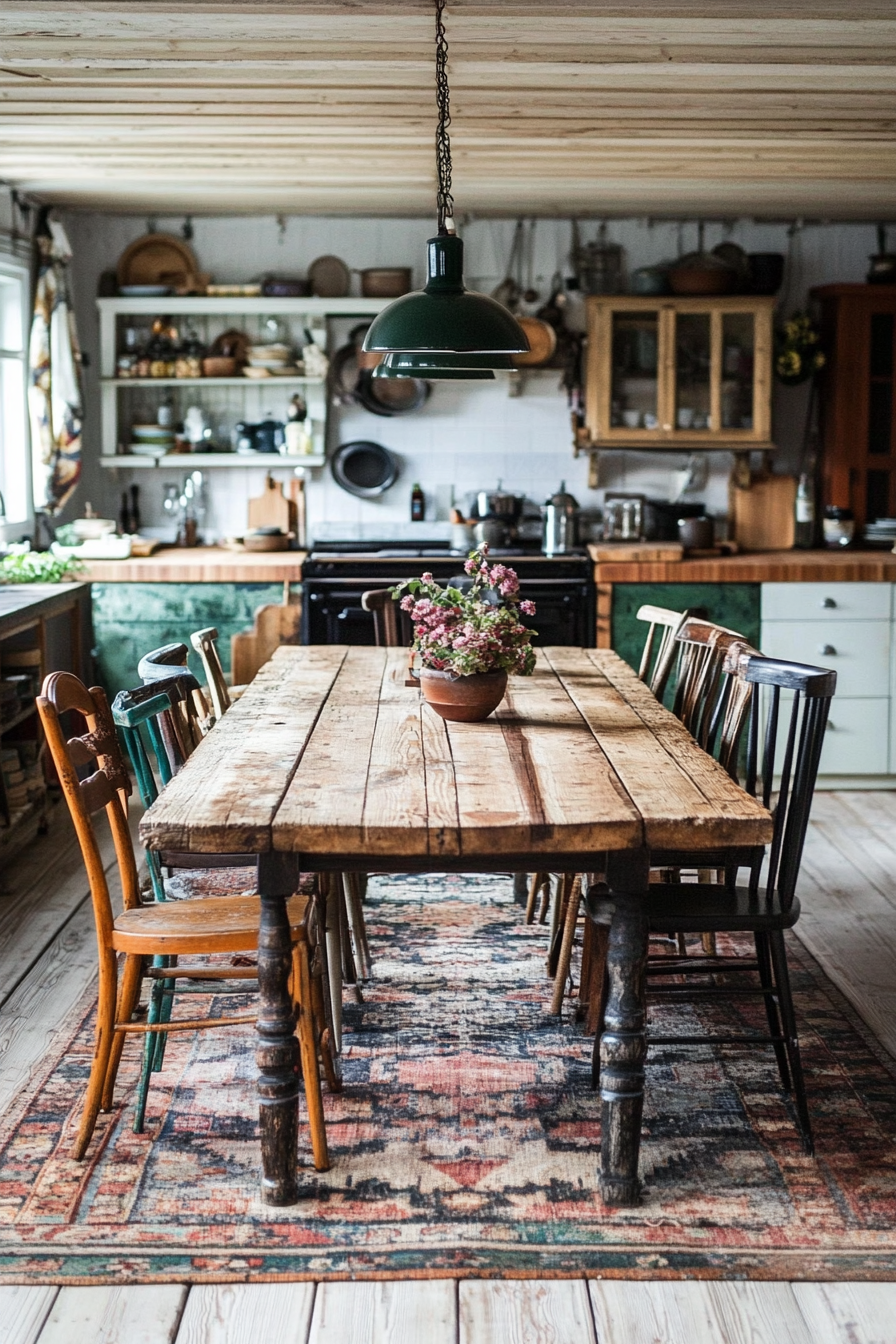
[331,441,399,498]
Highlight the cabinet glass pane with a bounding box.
[868,314,894,456]
[610,310,658,429]
[675,313,712,431]
[867,468,890,522]
[721,312,755,430]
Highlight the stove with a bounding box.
[301,539,595,647]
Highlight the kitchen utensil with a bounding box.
[512,316,557,367]
[356,369,429,417]
[201,356,237,377]
[643,499,705,541]
[247,475,295,535]
[243,528,292,552]
[119,284,171,297]
[668,251,736,295]
[747,252,785,295]
[629,265,669,295]
[235,418,285,454]
[491,219,525,310]
[572,221,624,295]
[543,482,579,555]
[731,473,797,551]
[823,506,855,547]
[116,232,199,288]
[206,283,261,297]
[261,276,310,297]
[208,327,250,364]
[331,441,399,498]
[71,516,116,541]
[359,267,413,298]
[473,517,508,548]
[711,242,750,291]
[308,254,351,298]
[677,515,715,551]
[867,225,896,284]
[474,487,524,526]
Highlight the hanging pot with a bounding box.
[512,316,557,367]
[356,369,429,416]
[331,441,399,497]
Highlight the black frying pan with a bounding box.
[331,441,400,497]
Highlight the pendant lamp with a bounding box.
[373,351,516,381]
[362,0,529,368]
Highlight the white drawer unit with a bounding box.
[757,620,890,698]
[761,582,892,622]
[820,699,890,776]
[760,581,895,783]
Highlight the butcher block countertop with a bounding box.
[588,545,896,583]
[80,546,307,583]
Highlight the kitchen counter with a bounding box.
[589,547,896,584]
[81,546,307,583]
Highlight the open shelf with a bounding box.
[102,376,325,388]
[100,453,326,469]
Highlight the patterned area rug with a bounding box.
[2,873,896,1283]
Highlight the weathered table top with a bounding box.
[139,646,772,863]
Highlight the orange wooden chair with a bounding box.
[37,671,329,1169]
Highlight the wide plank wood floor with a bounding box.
[0,791,894,1343]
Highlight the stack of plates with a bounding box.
[245,343,298,377]
[131,423,175,457]
[864,518,896,547]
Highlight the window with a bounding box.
[0,255,31,532]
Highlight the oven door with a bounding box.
[518,580,595,648]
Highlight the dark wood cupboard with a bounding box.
[814,284,896,529]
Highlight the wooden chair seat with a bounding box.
[642,884,800,933]
[113,891,310,955]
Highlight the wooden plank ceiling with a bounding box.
[1,1,895,218]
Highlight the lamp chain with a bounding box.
[435,0,455,234]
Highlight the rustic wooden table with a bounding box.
[139,645,772,1208]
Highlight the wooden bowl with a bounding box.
[202,356,238,377]
[512,316,558,367]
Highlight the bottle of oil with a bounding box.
[410,482,425,522]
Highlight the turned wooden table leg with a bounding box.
[256,853,302,1206]
[598,848,650,1208]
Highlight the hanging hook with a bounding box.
[181,215,194,241]
[276,214,287,244]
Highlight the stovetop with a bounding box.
[308,539,585,560]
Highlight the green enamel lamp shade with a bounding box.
[362,235,529,356]
[372,351,516,381]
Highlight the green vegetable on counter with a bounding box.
[0,550,84,584]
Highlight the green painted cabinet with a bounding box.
[91,582,284,697]
[611,582,761,703]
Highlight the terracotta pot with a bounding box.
[418,668,508,722]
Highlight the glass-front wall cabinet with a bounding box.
[585,295,774,450]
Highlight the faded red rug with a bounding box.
[2,873,896,1283]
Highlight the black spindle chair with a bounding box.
[591,650,836,1154]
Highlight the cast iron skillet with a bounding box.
[331,440,400,498]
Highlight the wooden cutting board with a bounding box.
[731,474,797,551]
[588,541,683,563]
[247,474,295,535]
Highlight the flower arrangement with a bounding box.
[774,312,826,386]
[392,546,537,678]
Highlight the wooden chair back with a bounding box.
[36,673,142,942]
[672,617,751,747]
[635,604,691,700]
[361,589,404,647]
[190,626,230,721]
[138,642,210,751]
[727,649,837,909]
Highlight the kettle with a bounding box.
[543,481,579,555]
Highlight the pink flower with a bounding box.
[499,576,520,597]
[400,595,415,612]
[520,599,536,615]
[464,557,477,575]
[421,572,433,583]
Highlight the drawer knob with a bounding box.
[821,597,837,608]
[819,643,837,656]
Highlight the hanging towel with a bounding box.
[29,219,83,515]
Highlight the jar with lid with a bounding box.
[174,326,205,379]
[822,506,854,548]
